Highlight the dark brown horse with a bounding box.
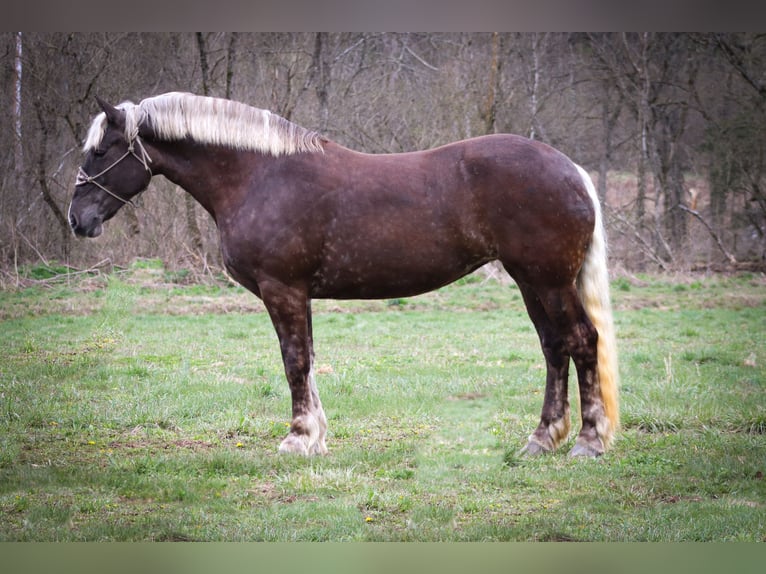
[68,92,619,457]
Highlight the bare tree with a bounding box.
[702,33,766,261]
[586,33,705,264]
[480,32,503,135]
[13,32,22,176]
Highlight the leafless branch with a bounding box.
[678,204,737,264]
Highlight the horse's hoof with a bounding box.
[568,438,604,458]
[278,433,309,455]
[520,440,551,456]
[309,439,328,455]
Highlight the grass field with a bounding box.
[0,262,764,541]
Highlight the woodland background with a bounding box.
[1,32,765,280]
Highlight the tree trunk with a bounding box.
[312,32,331,132]
[598,79,621,205]
[480,32,502,135]
[183,32,208,256]
[225,32,238,99]
[528,33,543,140]
[32,98,70,257]
[14,32,23,177]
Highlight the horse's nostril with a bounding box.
[69,212,78,229]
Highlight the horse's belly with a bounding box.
[310,246,489,300]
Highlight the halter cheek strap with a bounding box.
[75,134,153,207]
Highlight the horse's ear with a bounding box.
[95,96,121,125]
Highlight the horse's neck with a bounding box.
[150,140,250,220]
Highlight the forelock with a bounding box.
[82,101,136,152]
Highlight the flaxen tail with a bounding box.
[575,164,619,448]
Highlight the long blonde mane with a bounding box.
[82,92,324,157]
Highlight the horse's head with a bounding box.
[68,97,153,238]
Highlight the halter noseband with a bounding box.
[75,132,153,207]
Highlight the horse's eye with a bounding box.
[94,147,106,157]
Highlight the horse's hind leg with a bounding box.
[536,284,607,457]
[517,282,572,455]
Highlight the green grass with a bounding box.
[0,269,764,541]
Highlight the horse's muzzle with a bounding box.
[69,211,103,238]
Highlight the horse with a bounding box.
[68,92,619,458]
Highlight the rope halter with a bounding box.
[75,128,153,207]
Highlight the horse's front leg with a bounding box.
[261,281,328,455]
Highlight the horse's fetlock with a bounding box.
[548,416,571,446]
[291,414,318,438]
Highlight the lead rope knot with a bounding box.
[127,127,153,174]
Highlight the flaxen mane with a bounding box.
[83,92,324,157]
